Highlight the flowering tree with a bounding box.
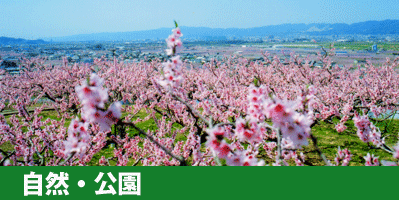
[1,22,399,166]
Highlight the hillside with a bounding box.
[47,20,399,42]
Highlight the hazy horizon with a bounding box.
[1,0,399,40]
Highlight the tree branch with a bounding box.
[310,133,331,166]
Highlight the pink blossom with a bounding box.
[99,156,106,165]
[76,73,121,132]
[364,153,379,166]
[353,113,383,147]
[63,118,90,158]
[333,147,352,166]
[225,150,264,166]
[206,126,232,159]
[158,27,184,89]
[172,27,183,38]
[235,117,262,144]
[335,123,347,133]
[76,73,109,110]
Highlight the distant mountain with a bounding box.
[48,19,399,42]
[0,37,47,45]
[306,20,399,35]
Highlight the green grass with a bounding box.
[300,120,398,166]
[2,108,399,166]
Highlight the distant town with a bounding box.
[2,19,399,75]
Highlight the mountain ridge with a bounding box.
[3,19,398,43]
[0,37,47,45]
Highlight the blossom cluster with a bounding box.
[331,147,352,166]
[158,27,184,89]
[353,113,383,147]
[246,84,268,120]
[277,150,306,166]
[205,85,269,165]
[63,118,90,158]
[166,27,183,56]
[335,116,349,133]
[264,98,313,149]
[183,133,203,166]
[206,126,232,159]
[241,85,315,150]
[75,73,121,132]
[0,114,10,135]
[235,117,263,144]
[226,149,265,166]
[205,84,316,165]
[364,153,379,166]
[206,126,264,166]
[241,85,314,150]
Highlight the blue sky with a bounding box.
[1,0,398,39]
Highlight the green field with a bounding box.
[323,42,399,51]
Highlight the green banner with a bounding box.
[0,167,397,199]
